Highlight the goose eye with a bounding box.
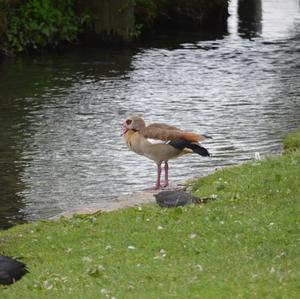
[126,119,132,125]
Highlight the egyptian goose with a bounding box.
[122,116,210,190]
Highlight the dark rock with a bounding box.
[0,255,28,285]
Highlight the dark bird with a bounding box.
[122,116,211,189]
[154,190,202,207]
[0,255,28,285]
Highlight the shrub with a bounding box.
[4,0,89,53]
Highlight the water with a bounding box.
[1,0,300,229]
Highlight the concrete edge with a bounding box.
[50,177,200,220]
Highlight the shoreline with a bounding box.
[0,130,299,297]
[50,177,199,220]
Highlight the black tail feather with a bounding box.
[187,143,210,156]
[168,139,210,157]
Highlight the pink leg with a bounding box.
[163,161,169,188]
[155,163,162,189]
[144,163,162,190]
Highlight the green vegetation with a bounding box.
[1,0,89,54]
[1,0,229,55]
[283,128,300,152]
[1,130,299,298]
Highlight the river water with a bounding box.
[1,0,300,228]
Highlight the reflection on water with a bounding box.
[0,0,300,228]
[238,0,262,38]
[0,109,26,229]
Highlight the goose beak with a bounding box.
[121,126,129,136]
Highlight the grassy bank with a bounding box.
[1,129,300,298]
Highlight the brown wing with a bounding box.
[140,123,205,142]
[147,123,182,131]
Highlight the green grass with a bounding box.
[283,128,300,152]
[1,134,300,298]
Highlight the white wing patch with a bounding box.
[147,138,168,145]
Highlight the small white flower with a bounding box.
[189,233,197,239]
[98,265,105,271]
[137,206,142,211]
[128,245,136,250]
[154,249,167,259]
[270,267,276,273]
[90,217,97,223]
[196,264,203,271]
[276,252,285,258]
[44,280,53,290]
[157,225,164,230]
[100,288,109,294]
[82,256,93,263]
[159,249,167,258]
[105,244,112,250]
[146,218,150,222]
